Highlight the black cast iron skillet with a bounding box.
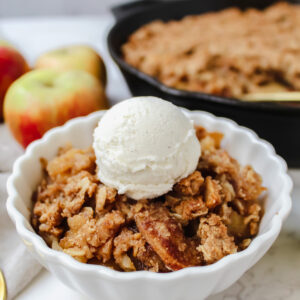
[107,0,300,167]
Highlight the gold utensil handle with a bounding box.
[0,270,6,300]
[241,92,300,102]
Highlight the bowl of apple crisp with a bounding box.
[7,98,292,300]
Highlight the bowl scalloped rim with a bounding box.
[6,108,293,283]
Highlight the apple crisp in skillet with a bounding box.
[122,2,300,98]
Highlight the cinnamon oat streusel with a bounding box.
[32,126,265,272]
[122,2,300,98]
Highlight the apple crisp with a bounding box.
[122,2,300,98]
[32,127,265,272]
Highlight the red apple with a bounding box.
[0,42,29,120]
[4,69,108,147]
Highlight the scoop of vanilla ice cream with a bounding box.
[93,96,201,200]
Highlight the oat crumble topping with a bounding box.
[32,126,265,272]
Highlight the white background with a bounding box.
[0,0,128,17]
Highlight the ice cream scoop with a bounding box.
[93,96,201,200]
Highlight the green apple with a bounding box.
[4,69,108,147]
[35,45,106,86]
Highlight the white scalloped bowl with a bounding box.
[6,109,292,300]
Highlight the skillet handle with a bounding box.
[111,0,162,21]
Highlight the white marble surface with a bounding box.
[0,14,299,300]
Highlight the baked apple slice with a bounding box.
[135,202,201,271]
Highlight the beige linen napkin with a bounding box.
[0,124,42,299]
